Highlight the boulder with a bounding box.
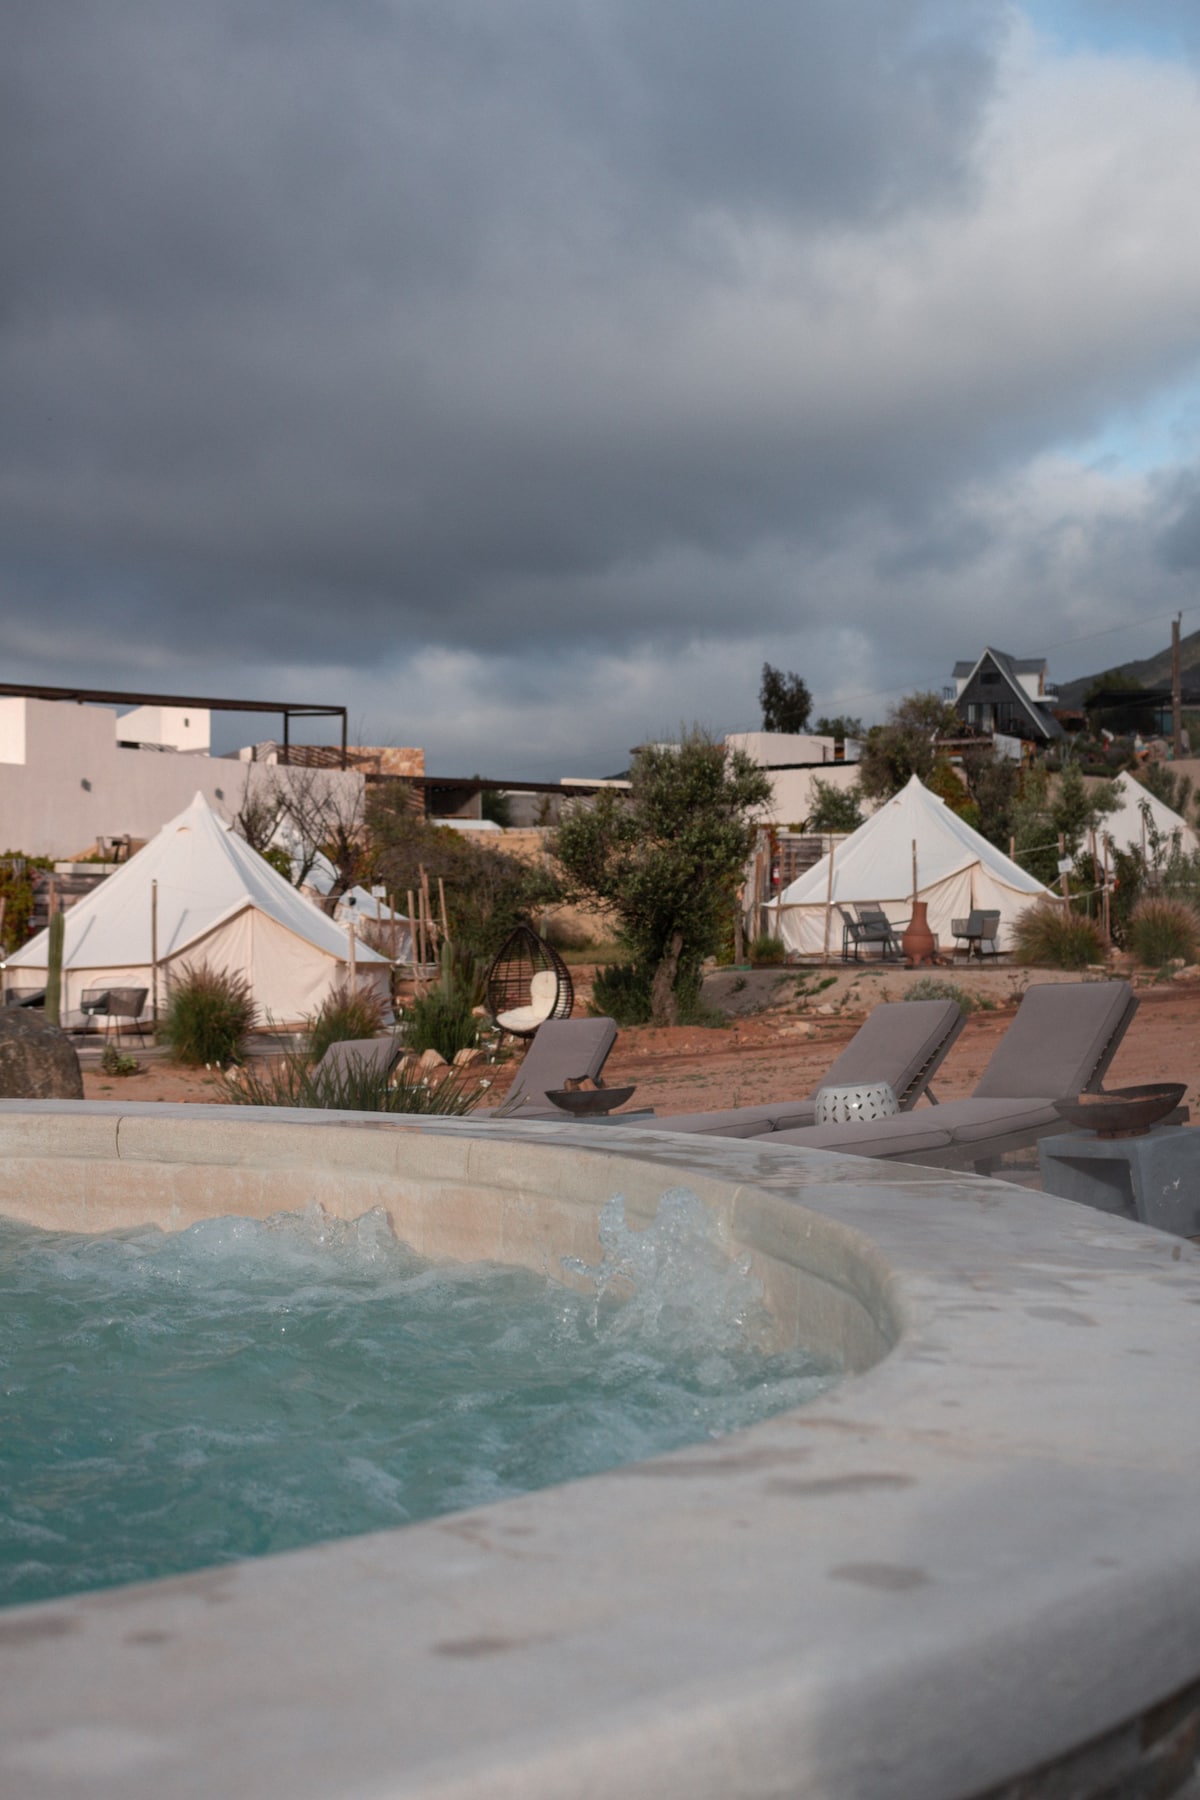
[0,1008,84,1099]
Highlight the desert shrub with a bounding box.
[905,977,978,1014]
[437,939,487,1007]
[305,984,389,1065]
[588,959,722,1028]
[588,961,651,1026]
[0,853,53,954]
[1126,896,1200,968]
[161,963,256,1066]
[222,1051,478,1115]
[403,984,479,1061]
[1011,902,1107,971]
[749,933,786,965]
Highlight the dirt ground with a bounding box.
[81,961,1200,1120]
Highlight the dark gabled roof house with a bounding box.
[951,648,1064,744]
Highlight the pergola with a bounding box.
[0,683,348,766]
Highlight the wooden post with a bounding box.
[424,881,434,964]
[151,879,159,1027]
[1102,837,1111,941]
[822,837,836,960]
[406,889,419,989]
[438,876,449,941]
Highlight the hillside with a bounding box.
[1056,625,1200,709]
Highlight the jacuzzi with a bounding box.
[1,1099,1198,1799]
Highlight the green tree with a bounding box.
[856,692,960,802]
[760,664,812,735]
[1010,763,1120,887]
[960,745,1020,850]
[803,778,864,834]
[812,714,864,742]
[1135,761,1194,823]
[553,729,771,1025]
[0,854,52,954]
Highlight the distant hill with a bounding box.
[1056,626,1200,709]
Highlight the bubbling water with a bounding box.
[0,1189,839,1608]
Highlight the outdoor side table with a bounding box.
[1038,1125,1200,1239]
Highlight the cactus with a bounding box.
[45,909,65,1026]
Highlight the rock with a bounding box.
[0,1009,84,1099]
[453,1046,484,1067]
[417,1047,448,1071]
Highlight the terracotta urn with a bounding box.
[902,899,938,968]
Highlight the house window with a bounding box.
[981,671,1000,686]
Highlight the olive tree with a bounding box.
[553,729,771,1025]
[857,691,960,801]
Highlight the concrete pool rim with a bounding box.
[0,1099,1198,1799]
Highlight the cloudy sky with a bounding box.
[5,0,1200,777]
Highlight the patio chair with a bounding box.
[80,986,150,1045]
[485,924,574,1038]
[475,1016,618,1121]
[840,904,905,963]
[950,910,1002,960]
[637,999,965,1138]
[765,980,1139,1173]
[315,1036,406,1082]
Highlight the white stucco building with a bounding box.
[0,696,364,860]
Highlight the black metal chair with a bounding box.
[484,925,574,1039]
[950,911,1002,960]
[80,986,150,1045]
[839,905,905,963]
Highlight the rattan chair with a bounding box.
[485,924,574,1038]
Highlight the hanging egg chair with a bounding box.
[485,923,574,1038]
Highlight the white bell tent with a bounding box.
[1097,772,1199,861]
[4,792,390,1026]
[770,774,1051,956]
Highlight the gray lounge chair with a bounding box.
[638,998,965,1138]
[475,1016,619,1120]
[315,1036,406,1081]
[766,980,1138,1172]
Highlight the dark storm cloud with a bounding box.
[4,0,1200,781]
[0,0,1003,669]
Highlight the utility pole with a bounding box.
[1172,613,1183,761]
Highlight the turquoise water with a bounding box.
[0,1188,839,1609]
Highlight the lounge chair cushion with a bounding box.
[815,998,962,1110]
[477,1016,618,1119]
[647,1103,802,1138]
[316,1037,404,1080]
[642,999,964,1139]
[769,1114,956,1159]
[769,1097,1078,1160]
[496,969,561,1034]
[972,981,1134,1100]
